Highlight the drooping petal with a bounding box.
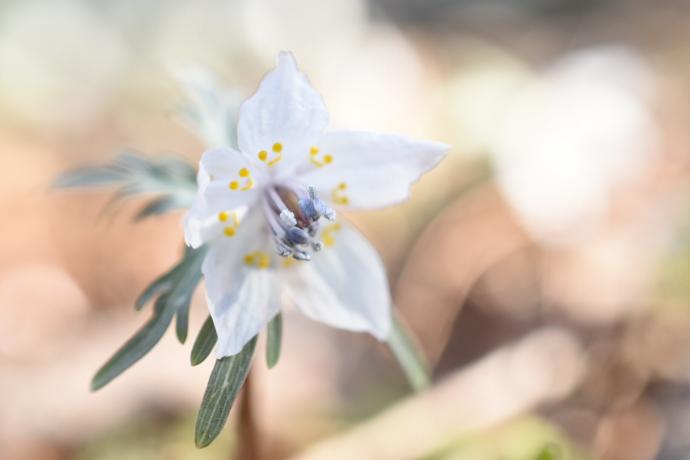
[296,130,449,209]
[237,52,329,174]
[282,221,391,339]
[206,269,280,358]
[184,147,263,248]
[201,211,280,357]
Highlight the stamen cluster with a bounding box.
[264,185,336,261]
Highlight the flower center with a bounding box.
[263,184,336,261]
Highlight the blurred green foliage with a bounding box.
[424,416,588,460]
[75,411,235,460]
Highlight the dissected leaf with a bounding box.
[135,246,204,312]
[173,67,242,150]
[191,315,218,366]
[165,248,205,311]
[54,150,197,221]
[92,246,207,390]
[195,337,257,448]
[151,247,205,344]
[91,294,176,391]
[265,313,282,369]
[115,151,153,171]
[135,266,179,311]
[387,312,431,392]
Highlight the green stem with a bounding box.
[387,311,431,391]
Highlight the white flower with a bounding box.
[184,52,449,358]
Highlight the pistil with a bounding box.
[264,184,335,261]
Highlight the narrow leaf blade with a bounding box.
[91,295,176,391]
[195,337,257,448]
[166,247,205,311]
[55,150,197,219]
[53,168,124,188]
[175,298,190,344]
[265,313,282,369]
[387,312,431,391]
[134,269,177,311]
[167,247,206,343]
[134,196,182,221]
[191,315,218,366]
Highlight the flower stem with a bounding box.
[387,311,432,391]
[235,368,261,460]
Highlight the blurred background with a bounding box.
[2,0,690,459]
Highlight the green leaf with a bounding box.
[165,249,204,311]
[168,248,206,344]
[134,196,182,221]
[91,294,177,391]
[134,246,204,312]
[53,168,125,188]
[176,301,190,344]
[191,315,218,366]
[387,312,431,392]
[92,246,207,390]
[195,337,257,448]
[134,267,178,311]
[265,313,282,369]
[116,151,154,171]
[54,150,197,220]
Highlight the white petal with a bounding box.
[184,157,214,248]
[237,52,329,174]
[207,270,280,358]
[184,147,262,248]
[201,212,280,357]
[183,201,220,249]
[297,130,449,209]
[282,221,391,339]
